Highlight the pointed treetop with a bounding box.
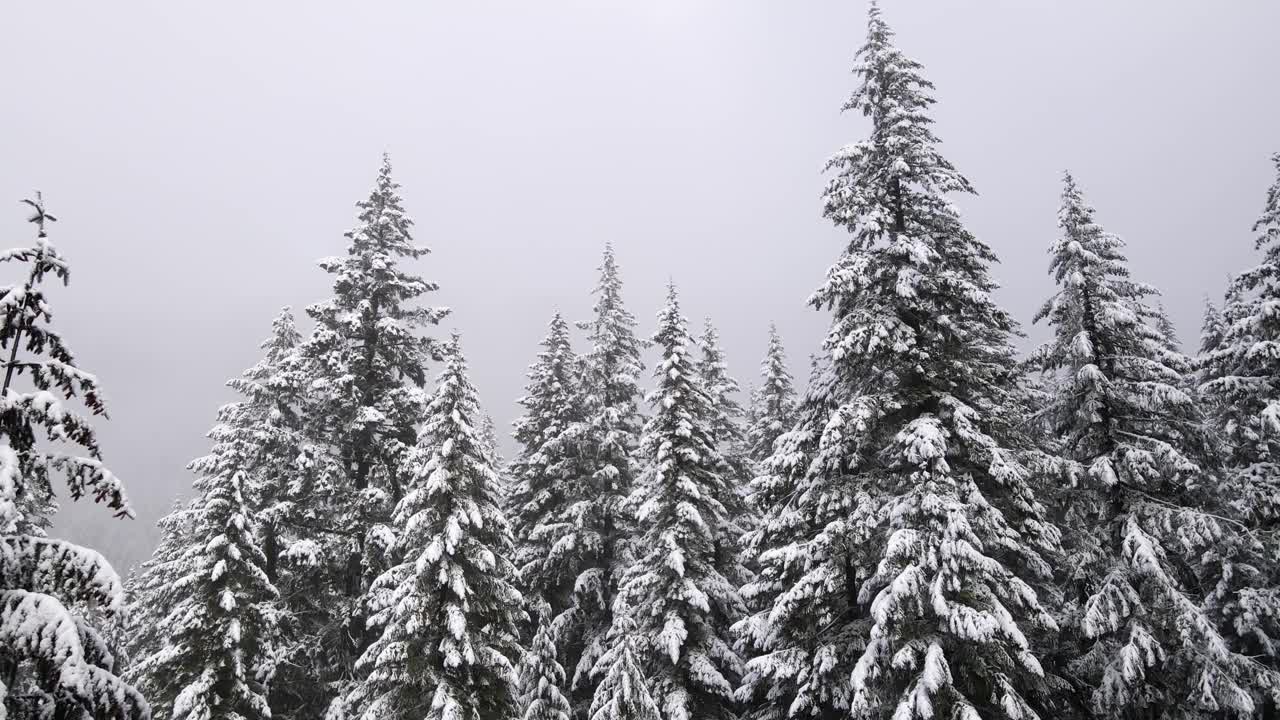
[745,321,796,465]
[590,243,631,310]
[268,305,300,348]
[656,280,684,336]
[1254,152,1280,250]
[21,192,57,238]
[446,330,465,360]
[373,151,395,192]
[701,315,720,344]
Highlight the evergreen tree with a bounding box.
[128,310,312,720]
[123,498,196,714]
[508,312,589,618]
[1030,171,1268,717]
[743,325,795,467]
[130,404,281,720]
[346,336,522,720]
[739,7,1061,719]
[735,354,854,720]
[617,285,746,720]
[480,413,504,467]
[1201,155,1280,513]
[587,617,661,720]
[230,308,307,587]
[1151,303,1182,354]
[518,606,573,720]
[281,154,448,717]
[0,195,148,720]
[1198,154,1280,714]
[478,413,509,505]
[695,318,749,487]
[553,245,645,712]
[1199,297,1226,358]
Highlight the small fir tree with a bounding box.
[131,426,281,720]
[695,318,750,489]
[507,312,589,618]
[347,336,522,720]
[588,616,661,720]
[743,324,795,467]
[616,285,746,720]
[517,604,573,720]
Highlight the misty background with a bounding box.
[2,1,1277,571]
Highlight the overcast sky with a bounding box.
[3,1,1278,570]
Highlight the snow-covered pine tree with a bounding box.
[346,335,522,720]
[1029,171,1268,717]
[1198,154,1280,714]
[517,604,572,720]
[130,398,282,720]
[122,498,196,712]
[1151,303,1183,354]
[615,284,746,720]
[1196,285,1250,433]
[228,307,307,587]
[1199,297,1226,358]
[587,616,660,720]
[743,324,795,467]
[1201,157,1280,517]
[735,350,855,720]
[475,412,508,506]
[480,413,504,467]
[693,318,761,558]
[128,308,316,720]
[739,7,1062,719]
[553,245,645,712]
[283,154,449,717]
[0,195,148,720]
[508,312,590,619]
[742,383,759,446]
[695,318,749,485]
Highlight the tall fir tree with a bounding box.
[743,324,795,467]
[130,403,281,720]
[1030,172,1266,718]
[280,155,448,717]
[552,244,645,713]
[615,285,747,720]
[345,336,522,720]
[1198,154,1280,714]
[508,312,590,618]
[1201,154,1280,520]
[128,311,313,720]
[0,195,148,720]
[738,7,1062,719]
[230,308,307,587]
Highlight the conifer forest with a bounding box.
[5,3,1280,720]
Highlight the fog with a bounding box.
[2,0,1277,570]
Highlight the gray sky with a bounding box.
[2,1,1277,571]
